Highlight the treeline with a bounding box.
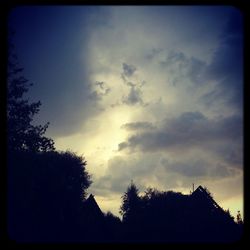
[8,158,243,243]
[118,182,243,242]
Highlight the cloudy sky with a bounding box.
[9,6,243,218]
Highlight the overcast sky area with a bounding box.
[9,6,243,218]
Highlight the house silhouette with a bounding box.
[80,194,106,242]
[79,187,242,242]
[191,185,221,208]
[184,185,242,242]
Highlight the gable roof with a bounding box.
[191,185,224,212]
[83,194,104,219]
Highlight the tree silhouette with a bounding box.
[120,180,141,222]
[8,150,92,242]
[120,181,145,242]
[7,34,54,152]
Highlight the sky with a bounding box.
[8,5,243,219]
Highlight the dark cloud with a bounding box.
[126,81,136,87]
[118,112,242,168]
[118,142,128,151]
[121,121,156,131]
[207,142,243,168]
[187,57,206,85]
[145,48,163,61]
[45,80,111,138]
[201,9,243,110]
[9,7,107,138]
[122,86,144,106]
[162,159,209,177]
[221,145,242,166]
[40,79,103,138]
[211,163,238,178]
[88,81,111,101]
[113,91,148,108]
[122,63,137,77]
[155,13,243,111]
[161,158,237,178]
[87,91,102,101]
[95,81,110,92]
[152,10,242,113]
[120,63,147,106]
[200,89,220,108]
[159,50,206,87]
[160,51,186,67]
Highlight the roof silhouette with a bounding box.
[191,185,224,211]
[84,194,104,218]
